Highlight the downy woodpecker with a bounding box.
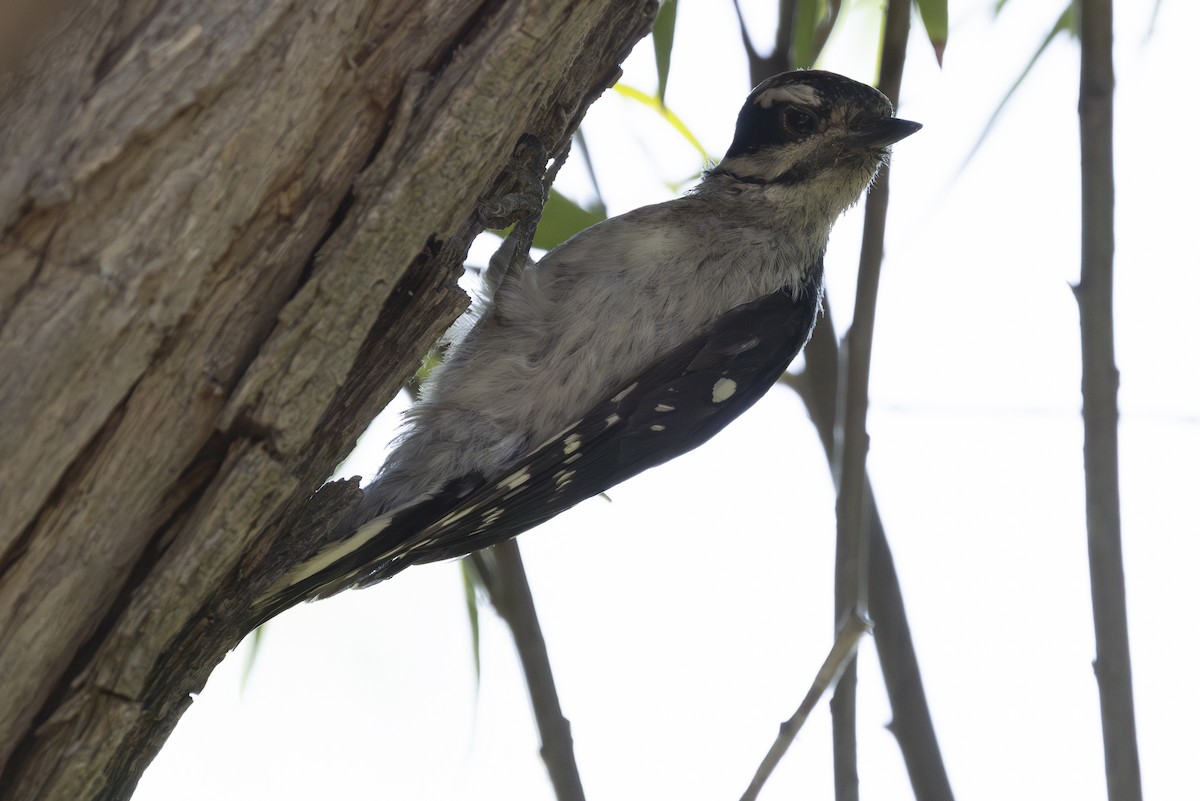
[258,70,920,618]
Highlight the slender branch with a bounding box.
[780,337,954,801]
[572,130,608,219]
[1075,1,1142,798]
[865,487,954,801]
[830,2,911,799]
[773,0,797,69]
[731,0,765,81]
[740,613,872,801]
[461,115,590,801]
[745,0,949,794]
[733,0,792,86]
[742,3,950,796]
[473,541,586,801]
[811,1,843,62]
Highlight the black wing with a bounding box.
[259,282,822,617]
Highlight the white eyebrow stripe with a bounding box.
[755,83,820,108]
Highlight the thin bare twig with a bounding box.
[733,0,795,86]
[471,542,586,801]
[812,1,843,63]
[830,3,912,799]
[1075,0,1142,798]
[465,134,588,800]
[739,613,872,801]
[731,0,762,72]
[572,130,608,219]
[781,332,954,801]
[773,0,797,70]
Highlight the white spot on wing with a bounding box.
[712,377,737,403]
[563,433,582,455]
[655,403,675,412]
[564,453,582,464]
[481,507,504,526]
[604,414,620,427]
[650,424,666,432]
[498,467,531,490]
[610,382,638,403]
[437,501,484,527]
[554,469,575,490]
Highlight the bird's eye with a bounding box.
[781,106,818,137]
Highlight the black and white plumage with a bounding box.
[258,70,919,618]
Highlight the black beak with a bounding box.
[848,117,922,148]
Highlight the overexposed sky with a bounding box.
[135,1,1199,799]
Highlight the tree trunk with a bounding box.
[0,1,655,798]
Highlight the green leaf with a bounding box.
[461,560,482,688]
[792,0,825,69]
[913,0,948,66]
[652,0,678,103]
[1147,0,1164,39]
[415,349,441,386]
[963,2,1074,167]
[533,189,606,251]
[240,624,265,696]
[572,130,608,219]
[612,83,710,162]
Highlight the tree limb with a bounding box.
[829,2,912,798]
[471,543,586,801]
[740,612,871,801]
[0,2,657,798]
[1076,1,1142,797]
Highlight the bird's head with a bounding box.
[711,70,920,214]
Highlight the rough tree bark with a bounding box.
[0,1,656,798]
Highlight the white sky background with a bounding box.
[134,1,1199,800]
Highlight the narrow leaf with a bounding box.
[533,189,606,251]
[240,625,265,695]
[1144,0,1163,40]
[652,0,678,103]
[461,560,482,687]
[963,2,1074,168]
[792,0,825,69]
[913,0,949,65]
[612,83,710,161]
[573,130,608,219]
[415,349,442,385]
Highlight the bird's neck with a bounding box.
[694,170,838,258]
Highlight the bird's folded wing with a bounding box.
[258,282,821,618]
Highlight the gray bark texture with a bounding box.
[0,1,655,798]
